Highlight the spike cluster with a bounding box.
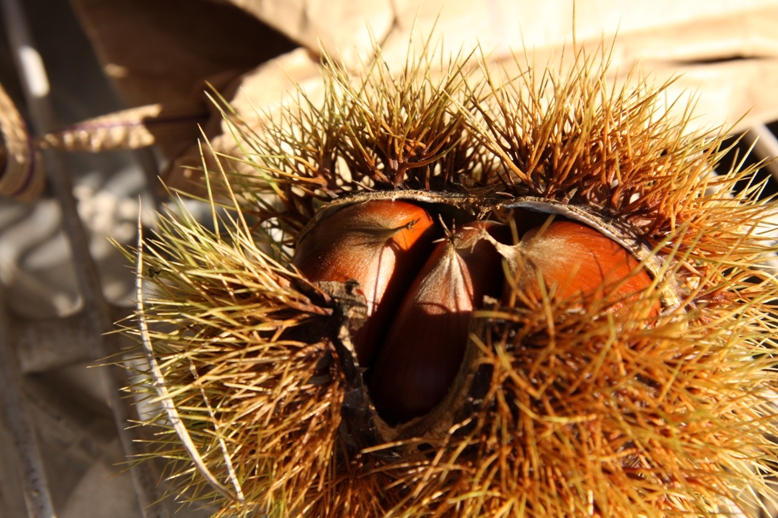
[122,41,778,517]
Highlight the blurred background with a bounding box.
[0,1,777,517]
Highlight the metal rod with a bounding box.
[22,377,113,466]
[14,313,101,374]
[0,0,170,516]
[0,292,57,518]
[13,305,132,374]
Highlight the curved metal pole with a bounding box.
[0,291,56,518]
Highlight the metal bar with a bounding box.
[0,292,56,518]
[14,305,132,374]
[14,313,100,374]
[0,1,170,516]
[22,377,114,466]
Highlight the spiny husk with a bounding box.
[213,40,500,243]
[122,203,343,516]
[123,40,778,517]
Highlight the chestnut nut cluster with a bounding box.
[292,194,655,425]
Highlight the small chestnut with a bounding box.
[292,199,438,365]
[368,221,508,424]
[495,219,656,313]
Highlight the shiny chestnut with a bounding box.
[494,219,658,314]
[293,199,438,365]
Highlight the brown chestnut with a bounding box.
[498,220,657,313]
[369,221,508,424]
[292,200,438,366]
